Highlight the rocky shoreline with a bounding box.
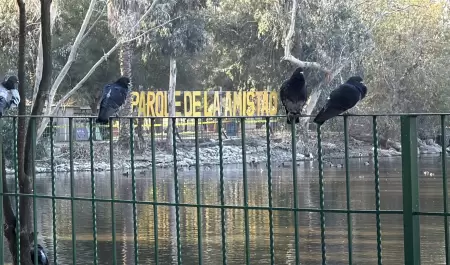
[4,135,446,175]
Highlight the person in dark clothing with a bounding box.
[279,67,307,124]
[313,76,367,126]
[96,76,130,124]
[0,75,20,117]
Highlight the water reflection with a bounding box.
[2,155,449,264]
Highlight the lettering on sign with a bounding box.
[130,91,279,117]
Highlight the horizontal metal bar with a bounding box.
[2,113,450,119]
[413,212,450,216]
[0,192,404,214]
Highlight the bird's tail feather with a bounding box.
[313,105,343,125]
[96,106,116,124]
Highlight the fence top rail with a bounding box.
[1,113,450,119]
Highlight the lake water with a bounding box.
[3,155,449,265]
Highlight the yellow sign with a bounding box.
[130,91,278,117]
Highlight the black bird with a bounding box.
[96,76,130,125]
[0,75,20,117]
[279,67,307,124]
[313,76,367,126]
[30,244,49,265]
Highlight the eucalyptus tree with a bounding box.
[141,0,208,148]
[200,0,373,152]
[1,0,53,263]
[35,0,173,141]
[358,0,450,140]
[107,0,141,146]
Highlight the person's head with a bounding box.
[116,76,131,88]
[2,76,19,90]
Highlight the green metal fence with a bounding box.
[0,114,448,264]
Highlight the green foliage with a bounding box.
[142,0,208,58]
[0,0,447,143]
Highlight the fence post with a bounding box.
[400,115,421,265]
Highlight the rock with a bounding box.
[391,141,402,152]
[3,135,415,175]
[295,153,306,161]
[183,158,195,166]
[425,139,435,146]
[177,161,190,168]
[379,149,401,157]
[419,143,442,154]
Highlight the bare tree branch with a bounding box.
[36,15,179,139]
[46,0,98,112]
[81,3,107,42]
[132,0,160,33]
[398,50,423,87]
[280,0,331,75]
[126,16,180,42]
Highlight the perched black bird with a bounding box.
[0,75,20,117]
[30,244,49,265]
[96,77,130,124]
[279,67,307,124]
[313,76,367,126]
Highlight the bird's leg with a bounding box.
[286,113,293,124]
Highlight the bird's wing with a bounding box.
[330,84,362,110]
[101,84,112,100]
[279,81,288,97]
[328,84,346,101]
[283,98,306,113]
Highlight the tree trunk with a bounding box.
[117,42,134,148]
[35,2,168,141]
[6,0,53,264]
[26,0,52,174]
[31,1,58,111]
[4,1,28,264]
[24,0,52,254]
[90,90,102,115]
[2,148,18,265]
[167,56,177,150]
[16,0,27,193]
[136,86,145,151]
[90,90,102,141]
